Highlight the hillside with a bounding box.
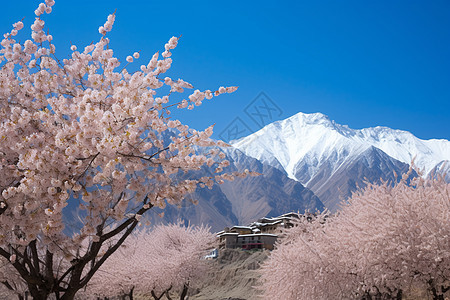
[190,249,268,300]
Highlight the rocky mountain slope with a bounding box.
[232,112,449,210]
[145,148,323,232]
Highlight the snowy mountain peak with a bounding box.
[277,112,354,136]
[231,111,449,211]
[288,112,332,125]
[232,112,450,179]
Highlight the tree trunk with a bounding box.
[151,290,165,300]
[360,289,403,300]
[429,280,446,300]
[179,284,189,300]
[27,284,50,300]
[431,287,444,300]
[395,289,402,300]
[59,288,78,300]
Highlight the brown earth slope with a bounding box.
[189,249,268,300]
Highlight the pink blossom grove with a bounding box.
[80,222,215,300]
[0,1,252,299]
[260,172,450,300]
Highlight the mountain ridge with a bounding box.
[232,112,449,210]
[232,111,450,178]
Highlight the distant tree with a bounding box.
[260,172,450,300]
[83,222,215,300]
[0,1,250,299]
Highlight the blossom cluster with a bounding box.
[260,173,450,299]
[82,223,215,298]
[0,0,241,260]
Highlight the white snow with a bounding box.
[232,112,450,182]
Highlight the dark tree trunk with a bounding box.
[395,289,402,300]
[429,280,448,300]
[151,290,165,300]
[360,288,402,300]
[179,283,189,300]
[431,287,444,300]
[27,284,50,300]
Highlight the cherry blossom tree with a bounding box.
[0,1,249,299]
[260,173,450,300]
[82,222,215,300]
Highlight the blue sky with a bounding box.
[3,1,449,141]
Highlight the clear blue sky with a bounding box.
[3,1,449,141]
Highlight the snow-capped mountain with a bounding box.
[232,112,450,210]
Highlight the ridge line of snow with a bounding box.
[231,112,450,180]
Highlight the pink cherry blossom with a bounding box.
[260,172,450,300]
[83,223,215,299]
[0,1,244,299]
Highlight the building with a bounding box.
[217,212,309,250]
[238,234,278,250]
